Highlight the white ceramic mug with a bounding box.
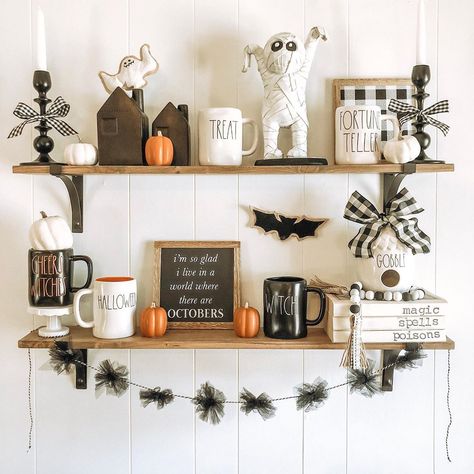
[198,108,258,165]
[73,276,137,339]
[335,105,399,164]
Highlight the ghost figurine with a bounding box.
[242,27,327,159]
[99,44,159,95]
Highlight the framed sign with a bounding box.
[154,241,240,329]
[333,78,416,143]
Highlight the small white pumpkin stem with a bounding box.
[157,131,163,137]
[244,302,249,309]
[151,302,156,308]
[40,211,48,218]
[77,134,82,143]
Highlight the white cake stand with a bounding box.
[28,306,72,338]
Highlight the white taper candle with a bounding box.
[36,7,47,70]
[416,0,427,65]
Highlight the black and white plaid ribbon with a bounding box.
[388,98,450,136]
[344,188,431,258]
[8,96,77,138]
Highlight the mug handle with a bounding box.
[242,118,258,156]
[73,288,94,328]
[70,255,93,292]
[379,114,401,147]
[305,287,326,326]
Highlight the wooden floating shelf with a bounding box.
[18,326,455,350]
[12,163,454,176]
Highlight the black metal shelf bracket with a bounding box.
[49,164,83,233]
[381,343,422,391]
[55,342,87,389]
[382,162,417,212]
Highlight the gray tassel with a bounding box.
[140,387,175,409]
[348,359,382,398]
[95,359,129,397]
[395,349,426,370]
[192,382,226,425]
[295,377,329,412]
[48,342,81,375]
[240,388,276,420]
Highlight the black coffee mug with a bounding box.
[263,276,326,339]
[29,248,93,307]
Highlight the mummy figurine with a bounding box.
[242,27,327,159]
[99,44,159,95]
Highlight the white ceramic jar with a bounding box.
[354,227,415,292]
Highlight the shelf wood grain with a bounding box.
[18,326,455,350]
[12,163,455,176]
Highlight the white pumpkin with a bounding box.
[29,211,73,250]
[354,227,415,292]
[383,118,420,164]
[64,142,98,166]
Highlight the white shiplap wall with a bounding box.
[1,1,473,473]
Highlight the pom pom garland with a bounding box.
[140,387,175,409]
[95,359,129,397]
[395,349,427,370]
[295,377,329,412]
[240,388,276,420]
[48,342,83,375]
[348,359,382,398]
[45,343,427,425]
[192,382,226,425]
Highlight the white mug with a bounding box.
[198,107,258,166]
[73,276,137,339]
[335,105,399,164]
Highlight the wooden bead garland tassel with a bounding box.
[340,282,426,370]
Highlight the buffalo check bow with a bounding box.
[344,188,431,258]
[8,96,77,139]
[388,98,450,136]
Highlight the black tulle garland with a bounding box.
[395,349,427,370]
[95,359,129,397]
[140,387,175,409]
[348,359,382,398]
[295,377,329,412]
[49,343,83,375]
[47,343,428,423]
[240,388,276,420]
[192,382,226,425]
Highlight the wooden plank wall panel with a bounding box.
[2,1,471,474]
[436,0,473,471]
[346,2,439,473]
[130,174,195,473]
[0,1,34,472]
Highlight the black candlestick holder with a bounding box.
[21,70,60,165]
[410,65,444,164]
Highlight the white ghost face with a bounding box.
[263,33,305,74]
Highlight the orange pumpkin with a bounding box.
[140,303,168,337]
[145,132,174,166]
[233,302,260,338]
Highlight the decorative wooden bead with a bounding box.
[375,291,384,301]
[393,291,402,302]
[350,293,361,303]
[359,290,365,300]
[350,283,359,291]
[365,290,374,300]
[350,304,360,314]
[350,289,359,296]
[383,291,393,301]
[418,289,425,299]
[402,292,410,301]
[354,281,363,290]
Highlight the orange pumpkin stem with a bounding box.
[244,302,249,308]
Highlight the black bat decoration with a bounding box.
[251,207,327,241]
